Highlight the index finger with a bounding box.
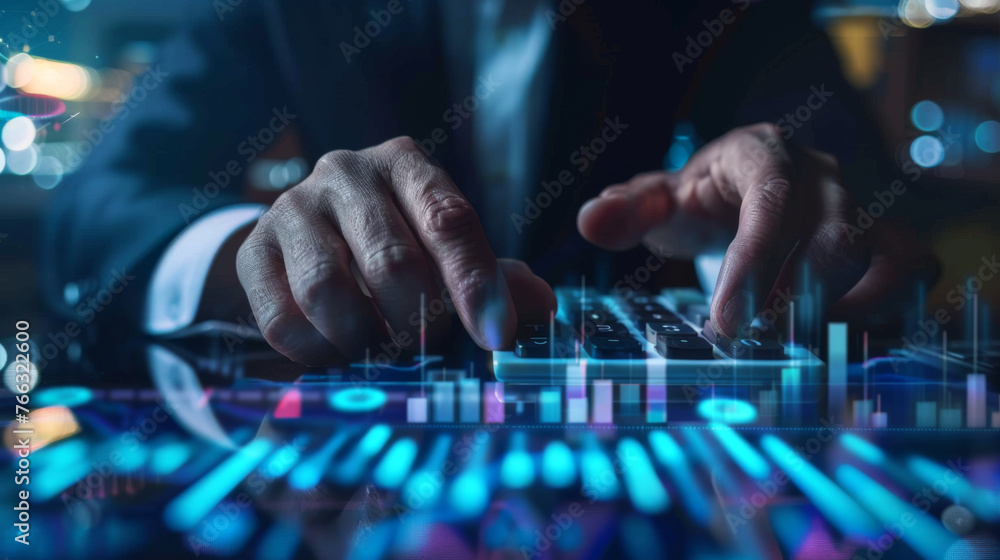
[371,137,516,350]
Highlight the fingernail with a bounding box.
[477,300,508,350]
[721,291,752,337]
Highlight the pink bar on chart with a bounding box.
[592,380,613,424]
[485,382,505,423]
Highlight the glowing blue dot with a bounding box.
[910,135,945,168]
[974,121,1000,154]
[34,386,93,408]
[910,100,943,132]
[666,141,691,170]
[328,387,386,413]
[697,398,757,424]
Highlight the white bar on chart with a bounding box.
[967,374,986,428]
[915,401,937,428]
[407,397,428,423]
[592,380,613,424]
[568,397,588,423]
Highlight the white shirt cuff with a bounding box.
[144,204,266,335]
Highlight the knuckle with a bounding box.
[316,149,358,175]
[235,237,279,284]
[363,242,425,280]
[423,194,479,240]
[290,260,342,311]
[382,135,422,156]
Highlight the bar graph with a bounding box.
[540,387,561,423]
[593,380,613,424]
[407,397,427,423]
[459,379,480,423]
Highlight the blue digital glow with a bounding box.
[541,441,576,488]
[289,431,352,490]
[910,135,945,167]
[500,447,535,489]
[257,521,300,560]
[329,387,387,412]
[617,438,670,515]
[334,424,393,484]
[697,398,758,424]
[667,140,692,170]
[373,438,418,489]
[0,343,6,371]
[839,434,885,465]
[34,386,93,408]
[259,441,301,478]
[837,464,955,558]
[648,431,710,525]
[164,438,273,531]
[402,435,452,510]
[761,435,879,539]
[35,458,91,502]
[151,442,192,476]
[450,471,489,517]
[974,120,1000,153]
[580,444,620,501]
[911,100,944,131]
[185,504,257,556]
[712,424,770,480]
[33,438,87,471]
[908,456,998,522]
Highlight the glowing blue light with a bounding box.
[910,99,944,132]
[911,100,944,131]
[649,431,710,525]
[911,135,945,167]
[712,424,770,480]
[334,424,393,484]
[33,386,93,408]
[151,442,192,476]
[329,387,387,413]
[580,446,620,501]
[839,434,885,465]
[500,434,536,489]
[974,120,1000,153]
[837,464,955,558]
[35,458,90,502]
[667,141,692,170]
[617,438,670,514]
[697,398,758,424]
[401,435,452,510]
[289,431,351,490]
[541,441,576,488]
[373,438,417,489]
[163,438,273,531]
[761,435,879,539]
[450,471,489,516]
[0,343,6,370]
[909,456,998,522]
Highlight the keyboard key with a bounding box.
[585,335,644,359]
[588,322,631,337]
[631,311,682,330]
[656,336,715,360]
[515,335,553,358]
[715,336,786,360]
[646,322,696,343]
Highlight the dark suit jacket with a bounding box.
[41,0,889,326]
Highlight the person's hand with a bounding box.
[236,136,555,365]
[577,123,937,338]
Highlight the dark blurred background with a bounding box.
[0,0,998,343]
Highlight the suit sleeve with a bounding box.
[40,2,289,326]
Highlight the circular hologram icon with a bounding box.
[329,387,388,413]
